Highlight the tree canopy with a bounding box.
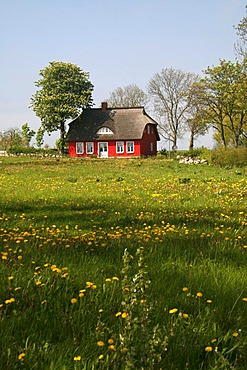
[107,84,148,108]
[148,68,199,148]
[194,59,247,148]
[30,61,94,151]
[235,6,247,59]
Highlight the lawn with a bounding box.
[0,157,246,369]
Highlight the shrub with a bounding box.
[211,148,247,168]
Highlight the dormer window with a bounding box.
[97,127,113,134]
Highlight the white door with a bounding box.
[98,142,108,158]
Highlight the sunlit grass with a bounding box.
[0,157,246,369]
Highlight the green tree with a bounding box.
[21,123,35,147]
[148,68,199,148]
[107,84,148,107]
[197,59,247,148]
[35,127,45,148]
[0,128,23,151]
[30,61,94,152]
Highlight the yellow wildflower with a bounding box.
[108,345,116,351]
[18,353,25,360]
[169,308,178,314]
[205,346,213,352]
[97,341,105,347]
[71,298,77,304]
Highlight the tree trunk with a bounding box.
[172,131,177,149]
[189,131,194,151]
[219,122,227,148]
[60,121,65,154]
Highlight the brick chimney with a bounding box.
[101,102,107,112]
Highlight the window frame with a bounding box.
[126,141,134,154]
[86,142,94,154]
[116,141,124,154]
[76,142,84,154]
[97,127,113,135]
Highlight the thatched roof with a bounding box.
[66,105,160,142]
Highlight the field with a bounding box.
[0,157,246,369]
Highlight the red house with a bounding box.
[67,102,160,158]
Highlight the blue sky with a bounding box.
[0,0,245,149]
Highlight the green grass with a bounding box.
[0,157,246,369]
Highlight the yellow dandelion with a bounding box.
[8,276,14,280]
[5,298,15,304]
[71,298,77,304]
[196,292,203,298]
[108,345,116,351]
[74,356,81,361]
[206,300,212,303]
[182,287,188,292]
[108,338,114,344]
[98,309,103,313]
[211,339,217,343]
[242,298,247,302]
[116,312,122,317]
[233,332,239,337]
[105,278,111,282]
[79,292,84,298]
[98,354,104,360]
[112,276,119,281]
[182,313,189,319]
[169,308,178,314]
[121,312,128,318]
[205,346,213,352]
[18,353,25,360]
[35,281,42,286]
[97,341,105,347]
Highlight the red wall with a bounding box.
[140,129,157,156]
[68,140,143,158]
[68,126,158,158]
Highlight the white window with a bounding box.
[147,125,150,134]
[116,141,124,153]
[86,142,94,154]
[76,142,84,154]
[150,142,154,152]
[97,127,113,134]
[126,141,134,153]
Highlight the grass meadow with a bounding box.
[0,157,246,369]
